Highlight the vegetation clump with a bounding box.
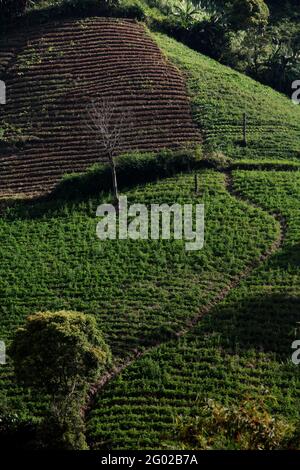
[175,398,293,450]
[10,311,111,449]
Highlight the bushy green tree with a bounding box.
[225,20,300,94]
[169,0,218,28]
[174,398,294,450]
[266,22,300,92]
[229,0,270,30]
[10,311,111,449]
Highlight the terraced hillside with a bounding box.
[0,18,200,197]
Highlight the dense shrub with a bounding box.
[61,0,145,20]
[53,148,203,199]
[175,398,293,450]
[229,0,270,31]
[117,0,145,20]
[0,0,145,29]
[204,151,232,169]
[152,15,230,62]
[10,311,111,449]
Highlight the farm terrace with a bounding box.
[0,18,201,197]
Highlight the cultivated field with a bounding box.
[154,33,300,162]
[0,18,200,197]
[0,169,277,410]
[87,171,300,449]
[0,15,300,451]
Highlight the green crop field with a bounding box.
[1,4,300,452]
[87,170,300,450]
[153,32,300,163]
[0,169,278,413]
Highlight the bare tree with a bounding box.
[86,97,131,206]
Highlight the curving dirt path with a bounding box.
[83,170,286,420]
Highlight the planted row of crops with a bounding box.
[0,18,201,197]
[0,170,276,416]
[86,170,300,450]
[154,33,300,163]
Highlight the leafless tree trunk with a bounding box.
[86,98,131,207]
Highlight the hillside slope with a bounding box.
[2,21,300,198]
[153,33,300,162]
[0,170,277,424]
[87,170,300,450]
[0,18,200,197]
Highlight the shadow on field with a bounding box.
[268,242,300,271]
[0,151,200,221]
[207,291,300,358]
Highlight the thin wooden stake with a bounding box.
[194,173,198,194]
[243,112,247,147]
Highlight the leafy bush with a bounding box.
[203,150,232,169]
[0,0,145,30]
[10,311,111,396]
[175,398,293,450]
[62,0,146,20]
[10,311,111,449]
[118,0,146,19]
[54,148,201,199]
[229,0,270,31]
[170,0,204,28]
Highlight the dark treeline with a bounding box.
[153,0,300,97]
